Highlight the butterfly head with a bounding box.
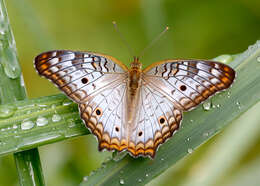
[130,56,142,70]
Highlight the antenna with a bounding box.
[138,26,169,59]
[112,21,134,57]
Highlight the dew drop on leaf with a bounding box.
[3,63,21,79]
[227,91,231,98]
[203,101,211,111]
[236,101,241,109]
[21,120,34,130]
[52,114,61,122]
[0,105,16,118]
[36,116,48,126]
[63,101,72,106]
[203,132,209,137]
[257,56,260,63]
[83,176,88,181]
[120,179,125,185]
[188,148,193,154]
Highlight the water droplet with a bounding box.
[216,104,220,108]
[119,178,125,185]
[63,101,72,106]
[212,104,216,108]
[21,120,34,130]
[236,102,241,109]
[3,63,21,79]
[227,91,231,98]
[188,148,193,154]
[0,30,5,35]
[38,104,47,108]
[36,116,48,126]
[203,132,209,137]
[138,178,142,182]
[2,48,21,79]
[203,101,211,111]
[213,55,233,64]
[187,137,190,141]
[190,119,193,123]
[68,119,76,128]
[0,105,16,118]
[145,173,149,177]
[83,176,88,181]
[257,56,260,63]
[52,114,61,122]
[161,158,164,161]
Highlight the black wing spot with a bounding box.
[81,77,88,84]
[115,127,119,132]
[180,85,187,91]
[95,107,102,116]
[159,116,166,125]
[138,131,143,136]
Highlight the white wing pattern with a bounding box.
[143,60,235,111]
[35,51,235,159]
[34,50,127,103]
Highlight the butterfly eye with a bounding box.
[81,77,89,84]
[115,127,120,132]
[180,85,187,91]
[95,108,102,116]
[159,116,166,124]
[138,131,143,136]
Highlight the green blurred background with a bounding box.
[0,0,260,185]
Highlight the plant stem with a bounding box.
[15,148,45,186]
[0,0,45,185]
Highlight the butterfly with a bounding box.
[34,50,235,158]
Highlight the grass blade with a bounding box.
[0,94,89,157]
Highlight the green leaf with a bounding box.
[79,41,260,186]
[0,94,89,157]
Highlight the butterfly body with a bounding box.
[34,50,235,158]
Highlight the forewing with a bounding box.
[143,60,235,111]
[34,50,128,103]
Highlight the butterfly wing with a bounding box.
[143,59,235,111]
[127,84,183,158]
[128,59,235,158]
[34,50,128,103]
[35,50,130,152]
